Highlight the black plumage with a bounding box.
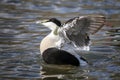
[42,48,80,66]
[49,18,61,27]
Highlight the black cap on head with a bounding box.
[49,18,61,27]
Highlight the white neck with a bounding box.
[42,22,59,31]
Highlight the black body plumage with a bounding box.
[42,48,80,66]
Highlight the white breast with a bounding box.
[40,32,61,54]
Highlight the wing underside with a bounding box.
[59,15,105,48]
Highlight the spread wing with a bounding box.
[59,15,105,47]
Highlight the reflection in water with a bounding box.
[0,0,120,80]
[40,65,90,80]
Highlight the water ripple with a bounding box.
[0,0,120,80]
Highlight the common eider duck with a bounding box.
[36,15,105,66]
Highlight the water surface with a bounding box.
[0,0,120,80]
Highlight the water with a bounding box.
[0,0,120,80]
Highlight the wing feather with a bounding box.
[59,15,105,47]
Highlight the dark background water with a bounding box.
[0,0,120,80]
